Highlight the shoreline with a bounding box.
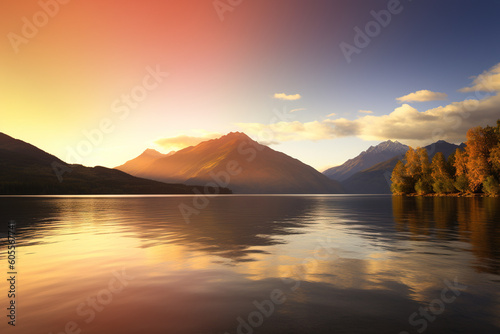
[393,193,499,198]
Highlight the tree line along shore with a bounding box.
[391,120,500,197]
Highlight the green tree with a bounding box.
[447,150,457,176]
[483,175,500,195]
[415,178,433,195]
[431,152,455,194]
[453,148,469,193]
[391,160,412,194]
[417,147,431,175]
[489,144,500,177]
[415,147,432,194]
[454,175,470,193]
[401,147,431,193]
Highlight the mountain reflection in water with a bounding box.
[0,195,498,334]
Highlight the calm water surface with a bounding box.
[0,195,499,334]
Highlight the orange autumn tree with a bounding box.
[431,152,455,194]
[489,120,500,176]
[391,160,412,194]
[490,144,500,175]
[391,147,433,194]
[453,148,469,193]
[465,126,498,192]
[391,119,500,196]
[414,147,432,194]
[403,147,420,184]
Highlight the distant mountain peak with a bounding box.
[324,140,409,181]
[117,148,173,175]
[116,131,344,194]
[363,140,409,155]
[378,139,406,146]
[142,148,164,156]
[221,132,253,141]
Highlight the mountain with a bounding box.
[116,132,344,194]
[424,140,466,159]
[117,148,174,175]
[323,140,409,181]
[0,132,230,195]
[341,157,401,194]
[341,140,465,194]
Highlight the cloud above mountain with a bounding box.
[238,63,500,146]
[396,90,448,103]
[155,133,221,151]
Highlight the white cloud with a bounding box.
[396,90,448,103]
[358,110,373,114]
[238,63,500,147]
[237,118,359,142]
[326,113,337,117]
[155,132,221,151]
[274,93,302,101]
[459,63,500,93]
[290,108,307,112]
[238,97,500,146]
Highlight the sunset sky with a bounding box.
[1,0,500,170]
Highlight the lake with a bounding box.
[0,195,499,334]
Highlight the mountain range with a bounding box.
[1,130,466,195]
[328,140,466,194]
[0,132,230,195]
[323,140,409,181]
[117,132,344,194]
